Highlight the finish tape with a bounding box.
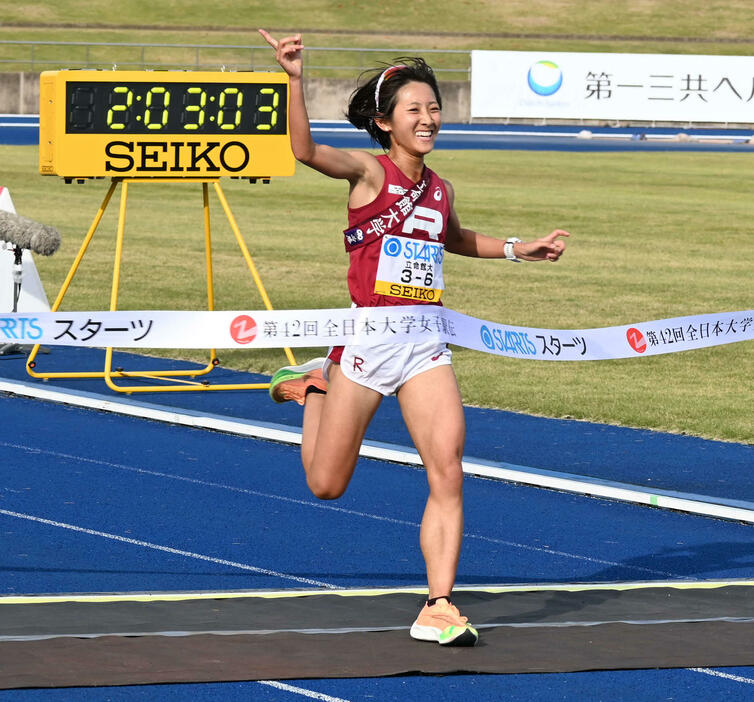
[1,307,751,361]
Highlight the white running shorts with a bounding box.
[324,340,452,396]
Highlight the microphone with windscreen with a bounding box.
[0,210,61,258]
[0,210,61,354]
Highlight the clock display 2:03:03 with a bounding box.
[65,81,288,135]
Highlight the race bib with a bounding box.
[374,235,444,302]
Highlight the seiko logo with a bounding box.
[104,141,251,173]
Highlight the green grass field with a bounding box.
[4,1,754,74]
[2,2,752,443]
[3,145,752,443]
[4,1,754,43]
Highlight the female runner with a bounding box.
[260,29,569,647]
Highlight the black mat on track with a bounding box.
[2,584,753,688]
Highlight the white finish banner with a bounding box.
[1,307,751,361]
[471,50,754,122]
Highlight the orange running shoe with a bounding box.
[410,598,479,646]
[269,358,328,405]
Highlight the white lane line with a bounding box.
[257,681,352,702]
[1,441,679,578]
[308,122,753,142]
[464,531,681,578]
[688,667,754,685]
[2,379,752,525]
[6,617,752,643]
[0,508,337,589]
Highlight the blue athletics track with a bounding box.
[1,117,754,700]
[2,113,754,151]
[0,346,753,701]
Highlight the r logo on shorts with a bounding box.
[330,341,452,396]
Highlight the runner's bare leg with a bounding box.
[301,364,382,499]
[397,364,466,598]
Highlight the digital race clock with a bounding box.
[39,70,295,179]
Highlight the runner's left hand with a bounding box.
[518,229,570,261]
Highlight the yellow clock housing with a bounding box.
[39,70,295,179]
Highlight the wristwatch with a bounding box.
[504,237,522,262]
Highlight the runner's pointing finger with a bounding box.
[258,29,278,49]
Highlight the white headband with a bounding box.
[374,65,407,113]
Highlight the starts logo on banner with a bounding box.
[230,315,258,344]
[0,316,42,341]
[480,324,537,356]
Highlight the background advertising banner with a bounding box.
[471,50,754,123]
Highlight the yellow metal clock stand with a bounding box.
[25,177,297,393]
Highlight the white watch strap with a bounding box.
[504,237,522,262]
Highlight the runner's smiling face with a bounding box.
[376,81,442,156]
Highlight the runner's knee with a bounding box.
[426,459,464,497]
[305,456,354,500]
[307,473,348,500]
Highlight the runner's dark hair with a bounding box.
[346,57,443,150]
